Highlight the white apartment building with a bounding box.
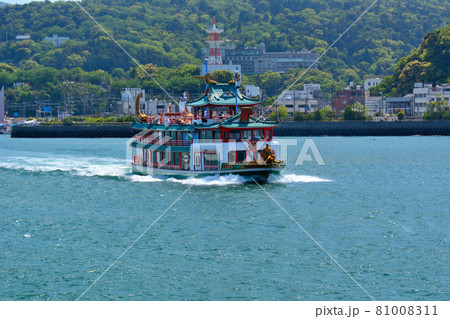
[277,84,321,115]
[244,85,261,98]
[365,96,383,115]
[121,88,146,115]
[364,78,382,90]
[413,83,450,116]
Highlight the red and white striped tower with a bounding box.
[205,17,223,65]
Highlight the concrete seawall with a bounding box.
[10,121,450,138]
[11,124,141,138]
[274,120,450,136]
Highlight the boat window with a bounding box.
[222,131,228,141]
[252,130,264,140]
[241,130,250,141]
[236,150,246,163]
[168,152,174,165]
[195,153,201,166]
[228,151,236,163]
[205,130,213,142]
[229,131,240,141]
[210,152,219,166]
[174,152,180,166]
[204,152,219,167]
[228,150,246,163]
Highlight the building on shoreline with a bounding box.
[413,83,450,116]
[365,96,383,114]
[332,82,369,114]
[121,88,171,115]
[386,96,414,116]
[277,84,321,116]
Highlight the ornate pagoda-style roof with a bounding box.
[196,114,279,130]
[187,82,260,108]
[131,114,278,131]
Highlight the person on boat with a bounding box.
[262,143,276,164]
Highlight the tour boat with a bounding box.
[129,74,286,179]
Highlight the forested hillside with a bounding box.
[0,0,448,108]
[1,0,447,74]
[372,23,450,96]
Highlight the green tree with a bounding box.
[211,70,234,83]
[293,111,306,121]
[343,105,367,121]
[397,109,406,121]
[269,105,289,121]
[261,71,282,96]
[424,98,450,120]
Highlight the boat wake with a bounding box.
[268,174,332,183]
[128,173,332,185]
[0,155,128,177]
[0,155,332,185]
[128,174,250,185]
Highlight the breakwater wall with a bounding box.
[10,120,450,138]
[11,124,141,138]
[273,120,450,136]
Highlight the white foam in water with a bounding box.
[0,155,129,177]
[128,175,166,183]
[128,174,249,186]
[268,174,332,183]
[167,174,249,186]
[1,155,331,185]
[130,173,331,186]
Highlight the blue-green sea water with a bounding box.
[0,135,448,301]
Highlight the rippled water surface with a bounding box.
[0,135,448,300]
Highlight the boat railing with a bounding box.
[156,163,182,170]
[136,136,193,146]
[203,164,219,171]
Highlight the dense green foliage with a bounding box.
[397,110,405,121]
[372,23,450,96]
[424,99,450,120]
[0,0,448,109]
[269,105,289,121]
[293,106,336,121]
[1,0,447,74]
[342,102,370,120]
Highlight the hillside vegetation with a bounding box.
[0,0,448,109]
[372,23,450,96]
